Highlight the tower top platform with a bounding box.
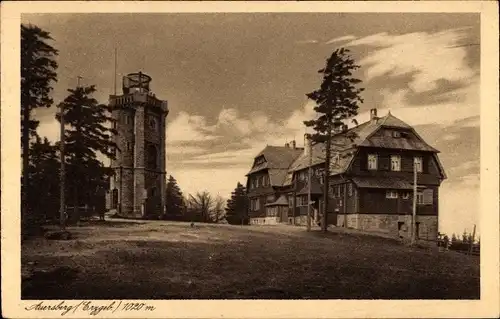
[109,71,169,115]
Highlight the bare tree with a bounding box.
[187,191,214,223]
[211,195,226,223]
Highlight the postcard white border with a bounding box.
[2,1,499,318]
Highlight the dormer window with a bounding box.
[392,131,401,138]
[332,152,340,165]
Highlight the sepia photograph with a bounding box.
[1,1,499,318]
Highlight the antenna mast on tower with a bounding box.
[114,47,118,95]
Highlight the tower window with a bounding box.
[146,144,158,169]
[149,116,157,129]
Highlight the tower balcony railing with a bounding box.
[110,92,168,113]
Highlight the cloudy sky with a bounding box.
[23,13,480,236]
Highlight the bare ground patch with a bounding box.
[22,220,480,299]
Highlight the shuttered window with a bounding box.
[417,189,434,205]
[423,189,433,205]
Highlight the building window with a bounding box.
[348,183,353,197]
[418,189,434,205]
[417,191,424,204]
[386,190,398,199]
[288,195,294,208]
[390,155,401,171]
[392,131,401,138]
[297,195,308,207]
[414,157,423,173]
[112,120,117,130]
[332,185,341,198]
[251,198,260,211]
[368,154,378,170]
[402,192,410,200]
[332,152,340,165]
[124,114,130,125]
[126,142,133,151]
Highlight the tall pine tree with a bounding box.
[56,85,116,225]
[225,182,249,225]
[28,137,60,224]
[21,24,58,230]
[304,48,364,232]
[165,175,185,217]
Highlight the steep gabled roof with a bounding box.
[258,145,304,169]
[265,195,289,207]
[296,175,324,195]
[359,112,438,152]
[247,145,303,186]
[288,111,444,178]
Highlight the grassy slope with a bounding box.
[21,221,480,299]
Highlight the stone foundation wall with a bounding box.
[339,214,438,240]
[250,217,280,225]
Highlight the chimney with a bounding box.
[291,140,296,149]
[285,142,290,148]
[304,134,312,156]
[370,108,378,123]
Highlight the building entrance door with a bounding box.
[279,207,288,223]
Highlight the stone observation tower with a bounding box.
[107,72,169,218]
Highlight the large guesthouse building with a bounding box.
[246,109,446,240]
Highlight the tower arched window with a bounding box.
[147,144,158,169]
[149,116,157,130]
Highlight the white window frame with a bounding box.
[348,183,353,197]
[414,157,423,173]
[417,191,424,205]
[332,152,340,165]
[368,154,378,170]
[386,190,398,199]
[402,192,410,200]
[390,155,401,171]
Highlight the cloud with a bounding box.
[167,145,207,156]
[36,117,60,142]
[325,35,356,44]
[295,39,319,44]
[354,78,479,128]
[166,111,219,143]
[346,28,476,93]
